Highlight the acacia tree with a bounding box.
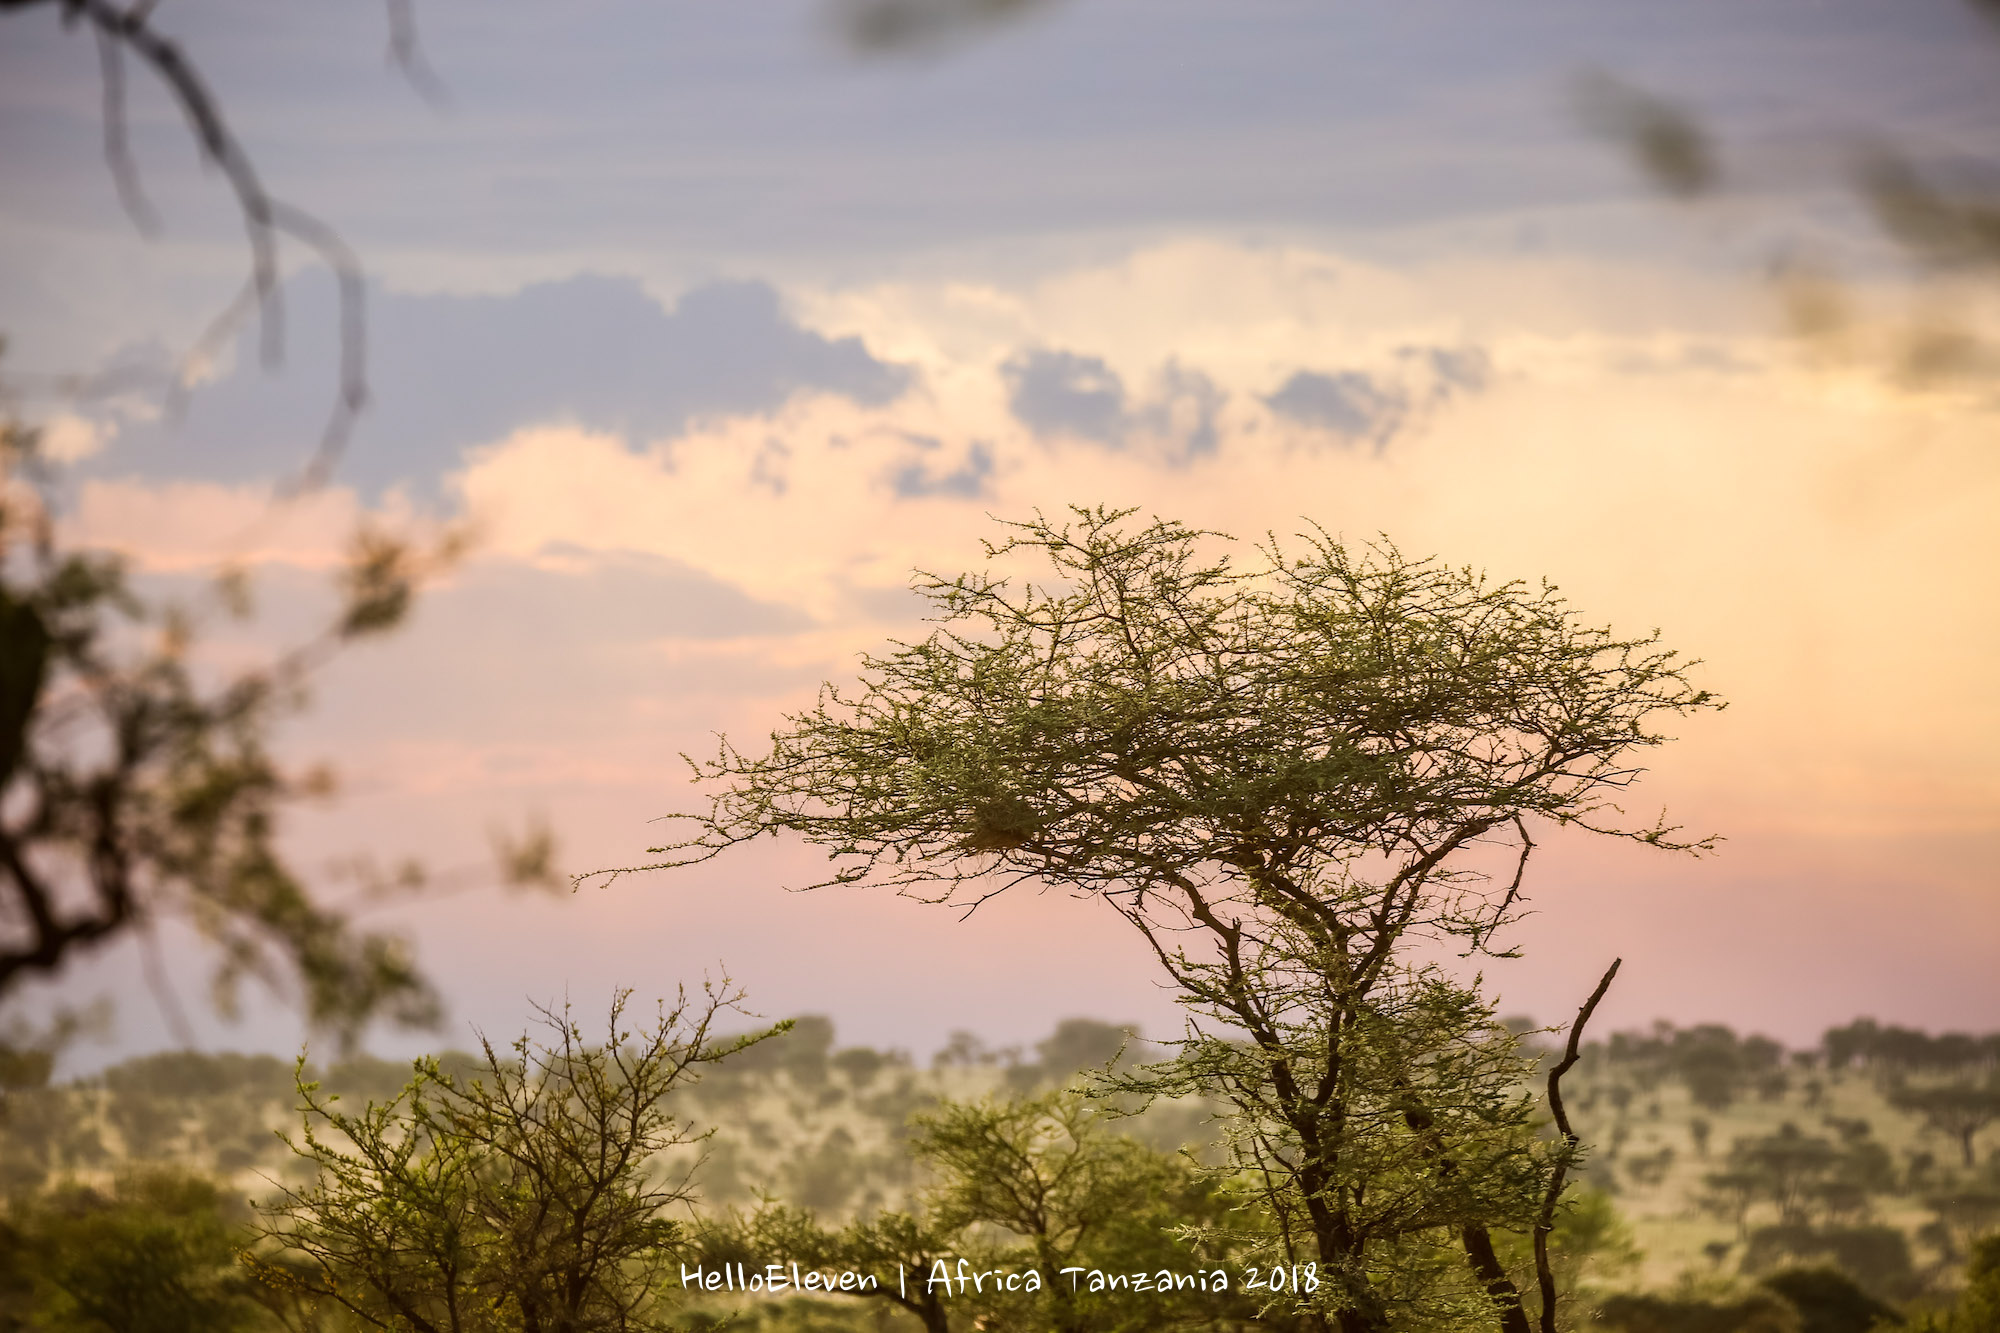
[911,1091,1244,1333]
[251,983,779,1333]
[623,505,1720,1332]
[1891,1078,2000,1169]
[704,1090,1256,1333]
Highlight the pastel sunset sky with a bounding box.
[2,0,1995,1068]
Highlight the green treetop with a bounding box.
[631,506,1721,1333]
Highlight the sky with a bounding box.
[1,0,1996,1071]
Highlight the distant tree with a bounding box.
[1035,1018,1136,1080]
[1891,1079,2000,1168]
[723,1013,837,1081]
[1603,1023,1789,1113]
[1683,1048,1744,1112]
[1740,1224,1919,1303]
[1756,1266,1901,1333]
[632,507,1720,1333]
[704,1199,969,1333]
[1623,1146,1677,1189]
[1701,1125,1894,1234]
[1593,1288,1801,1333]
[931,1028,997,1070]
[1822,1021,1881,1074]
[251,982,780,1333]
[830,1044,891,1087]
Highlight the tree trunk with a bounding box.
[1462,1225,1533,1333]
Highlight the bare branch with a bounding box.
[1534,957,1622,1333]
[94,19,159,234]
[5,0,375,490]
[384,0,450,107]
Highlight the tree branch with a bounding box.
[1534,957,1621,1333]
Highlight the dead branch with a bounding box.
[1534,957,1621,1333]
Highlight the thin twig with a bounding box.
[55,0,373,493]
[94,19,159,234]
[1470,815,1536,953]
[266,201,368,494]
[384,0,450,107]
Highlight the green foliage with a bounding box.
[1900,1232,2000,1333]
[1593,1289,1802,1333]
[1702,1124,1899,1238]
[1033,1018,1138,1082]
[636,506,1719,1332]
[0,1167,272,1333]
[701,1090,1255,1333]
[0,417,457,1047]
[1888,1080,2000,1169]
[1495,1187,1640,1323]
[914,1091,1231,1330]
[1740,1226,1918,1303]
[254,983,781,1333]
[1602,1024,1788,1114]
[1134,967,1554,1330]
[1822,1022,2000,1077]
[1754,1267,1900,1333]
[731,1203,969,1333]
[644,506,1717,898]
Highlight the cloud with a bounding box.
[1409,345,1492,396]
[1001,347,1225,461]
[1002,348,1126,443]
[1265,345,1490,447]
[1613,341,1758,377]
[38,413,109,464]
[1133,361,1225,461]
[1264,370,1409,445]
[891,438,996,499]
[42,234,2000,1068]
[90,274,914,497]
[472,547,814,644]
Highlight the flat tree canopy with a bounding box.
[635,505,1721,1333]
[648,505,1716,915]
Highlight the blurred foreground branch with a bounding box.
[0,0,447,490]
[1577,5,2000,391]
[0,415,470,1051]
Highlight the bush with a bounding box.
[1594,1290,1801,1333]
[1741,1225,1919,1301]
[0,1168,269,1333]
[1755,1267,1901,1333]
